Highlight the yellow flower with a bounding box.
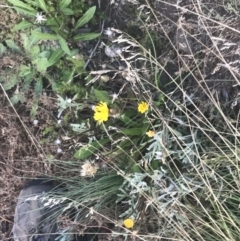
[138,101,148,114]
[93,101,109,124]
[123,218,134,229]
[146,130,155,137]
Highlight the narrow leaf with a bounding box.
[61,7,74,15]
[59,0,71,10]
[32,31,58,40]
[13,20,33,31]
[58,35,71,55]
[21,33,34,51]
[21,71,35,92]
[73,33,100,41]
[121,128,143,136]
[7,0,36,12]
[74,6,96,29]
[47,49,64,67]
[24,0,40,7]
[35,78,43,98]
[10,6,36,16]
[94,89,111,103]
[46,17,59,27]
[37,0,47,12]
[5,39,21,52]
[74,139,109,159]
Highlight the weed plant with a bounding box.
[3,0,240,241]
[2,0,100,117]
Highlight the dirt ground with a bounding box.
[0,88,57,240]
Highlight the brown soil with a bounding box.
[0,88,59,240]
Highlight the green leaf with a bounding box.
[19,65,32,77]
[61,7,74,15]
[0,43,7,55]
[33,57,48,73]
[73,33,100,41]
[66,54,85,69]
[58,35,71,55]
[13,20,33,31]
[21,72,35,92]
[120,114,138,127]
[150,160,159,171]
[5,39,21,52]
[29,35,39,47]
[142,124,150,135]
[24,0,40,8]
[64,69,75,83]
[3,75,18,90]
[74,139,109,159]
[59,0,71,10]
[74,6,96,29]
[32,31,58,40]
[21,33,28,51]
[37,0,47,12]
[30,102,39,118]
[132,163,142,173]
[11,94,25,104]
[38,50,51,58]
[47,49,64,67]
[51,27,63,36]
[11,6,36,16]
[7,0,36,12]
[94,89,111,103]
[30,45,40,58]
[46,17,59,27]
[121,128,143,136]
[46,74,57,92]
[21,33,38,51]
[35,78,43,98]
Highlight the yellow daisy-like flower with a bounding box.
[138,101,149,114]
[123,218,134,229]
[93,101,109,124]
[146,130,155,137]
